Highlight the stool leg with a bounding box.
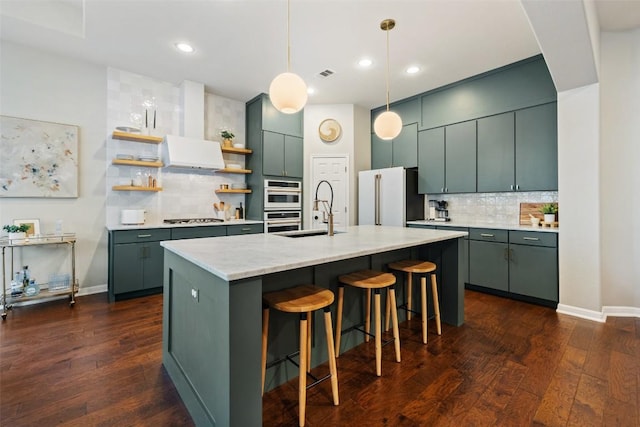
[384,293,391,332]
[299,313,308,427]
[261,305,269,395]
[335,285,344,357]
[420,275,428,344]
[307,311,312,372]
[406,272,413,321]
[374,289,382,376]
[365,288,372,343]
[323,307,340,405]
[388,287,401,362]
[431,273,442,335]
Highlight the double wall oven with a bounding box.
[263,179,302,233]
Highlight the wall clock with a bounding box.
[318,118,342,143]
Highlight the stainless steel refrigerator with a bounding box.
[358,167,424,226]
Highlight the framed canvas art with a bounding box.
[0,115,79,198]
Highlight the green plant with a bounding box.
[3,224,30,233]
[540,203,557,215]
[220,130,235,140]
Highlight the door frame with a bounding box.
[309,154,350,231]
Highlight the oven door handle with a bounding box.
[264,187,302,193]
[265,220,302,225]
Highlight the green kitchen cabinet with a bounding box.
[477,112,515,192]
[371,97,421,133]
[468,229,509,292]
[371,123,418,169]
[417,127,445,194]
[508,231,558,302]
[171,226,226,240]
[515,103,558,191]
[417,120,476,194]
[108,228,171,302]
[256,93,303,137]
[262,131,302,178]
[227,223,263,235]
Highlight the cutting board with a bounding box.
[519,202,559,225]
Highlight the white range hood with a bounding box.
[164,134,225,170]
[163,80,225,170]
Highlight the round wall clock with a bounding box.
[318,118,342,142]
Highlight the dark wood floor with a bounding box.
[1,290,638,426]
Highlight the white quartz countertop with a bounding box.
[106,219,263,231]
[406,220,559,233]
[161,225,467,281]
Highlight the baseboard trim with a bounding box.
[556,304,606,323]
[557,304,640,323]
[77,284,108,296]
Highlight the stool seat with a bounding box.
[336,269,400,377]
[338,270,396,289]
[263,285,334,313]
[388,260,436,274]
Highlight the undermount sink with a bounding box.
[276,229,341,238]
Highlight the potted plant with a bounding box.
[540,203,558,224]
[220,130,235,148]
[3,224,30,240]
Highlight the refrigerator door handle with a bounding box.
[375,173,381,225]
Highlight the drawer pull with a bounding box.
[480,233,494,238]
[523,237,539,241]
[137,234,152,238]
[241,228,251,231]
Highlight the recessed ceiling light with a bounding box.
[358,58,373,68]
[406,66,420,74]
[307,87,316,95]
[175,42,195,53]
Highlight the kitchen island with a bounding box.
[160,225,467,427]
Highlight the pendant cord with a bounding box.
[287,0,291,72]
[385,26,390,111]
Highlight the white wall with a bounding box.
[1,41,107,290]
[599,30,640,308]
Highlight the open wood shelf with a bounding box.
[221,146,252,155]
[112,131,163,144]
[217,168,252,174]
[112,185,163,192]
[112,159,163,168]
[215,189,252,194]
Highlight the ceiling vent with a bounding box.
[317,69,335,78]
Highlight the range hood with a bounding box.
[164,134,225,170]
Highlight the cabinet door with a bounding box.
[262,131,285,177]
[515,103,557,191]
[417,127,445,194]
[113,243,144,294]
[469,240,508,291]
[509,244,558,301]
[284,135,303,178]
[392,123,418,168]
[227,223,263,235]
[371,133,393,169]
[477,112,515,192]
[445,120,476,193]
[143,242,165,290]
[261,94,303,137]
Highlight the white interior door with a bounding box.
[310,155,349,232]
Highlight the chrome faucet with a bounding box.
[313,180,334,236]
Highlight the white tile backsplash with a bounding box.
[106,69,247,227]
[424,191,558,225]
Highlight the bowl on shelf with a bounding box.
[231,183,247,190]
[233,143,245,149]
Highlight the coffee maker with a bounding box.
[428,200,450,221]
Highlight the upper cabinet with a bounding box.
[371,123,418,169]
[262,132,303,178]
[417,121,476,194]
[477,112,515,192]
[260,94,303,137]
[515,103,558,191]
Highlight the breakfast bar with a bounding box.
[160,225,467,427]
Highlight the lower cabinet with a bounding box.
[468,228,558,306]
[109,224,263,301]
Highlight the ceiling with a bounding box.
[1,0,639,109]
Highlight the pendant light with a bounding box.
[373,19,402,140]
[269,0,308,114]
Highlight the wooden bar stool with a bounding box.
[387,260,441,344]
[261,284,339,427]
[335,270,400,377]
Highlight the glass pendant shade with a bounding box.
[269,71,308,114]
[374,110,402,140]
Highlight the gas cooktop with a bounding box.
[163,218,223,224]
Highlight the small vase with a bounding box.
[223,138,233,148]
[8,232,26,241]
[544,214,555,224]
